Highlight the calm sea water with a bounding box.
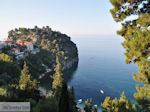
[68,36,137,105]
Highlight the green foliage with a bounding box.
[19,27,29,34]
[0,53,12,62]
[102,93,134,112]
[1,46,12,54]
[109,0,150,111]
[0,61,20,78]
[25,49,52,78]
[68,87,78,112]
[0,55,20,85]
[8,26,78,63]
[58,82,70,112]
[26,38,32,42]
[32,97,58,112]
[57,84,78,112]
[0,87,7,96]
[84,99,97,112]
[19,62,38,91]
[52,56,63,97]
[52,57,78,112]
[84,99,93,112]
[0,26,78,112]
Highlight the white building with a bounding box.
[24,42,34,51]
[15,52,24,60]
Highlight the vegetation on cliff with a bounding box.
[0,26,78,84]
[0,27,79,112]
[8,26,78,70]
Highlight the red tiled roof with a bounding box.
[16,40,33,46]
[24,42,33,45]
[16,40,25,46]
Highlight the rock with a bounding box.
[8,26,79,78]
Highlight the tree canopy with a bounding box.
[52,56,63,97]
[19,62,38,91]
[102,93,134,112]
[108,0,150,111]
[0,53,12,62]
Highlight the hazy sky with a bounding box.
[0,0,120,40]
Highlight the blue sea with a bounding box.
[68,36,137,109]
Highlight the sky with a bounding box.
[0,0,120,40]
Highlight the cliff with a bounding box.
[7,26,78,79]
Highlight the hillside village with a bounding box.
[7,26,78,70]
[0,26,78,80]
[0,39,40,60]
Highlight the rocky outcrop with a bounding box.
[8,26,78,78]
[62,57,78,70]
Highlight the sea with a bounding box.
[68,36,137,111]
[40,36,137,111]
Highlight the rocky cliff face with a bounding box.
[8,26,78,78]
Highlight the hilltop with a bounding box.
[0,26,78,81]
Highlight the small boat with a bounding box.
[94,104,98,108]
[100,89,104,94]
[78,99,83,104]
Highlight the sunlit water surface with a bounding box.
[68,36,137,111]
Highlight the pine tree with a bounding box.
[68,87,78,112]
[52,56,63,97]
[58,82,70,112]
[52,56,78,112]
[19,62,38,91]
[102,93,134,112]
[108,0,150,111]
